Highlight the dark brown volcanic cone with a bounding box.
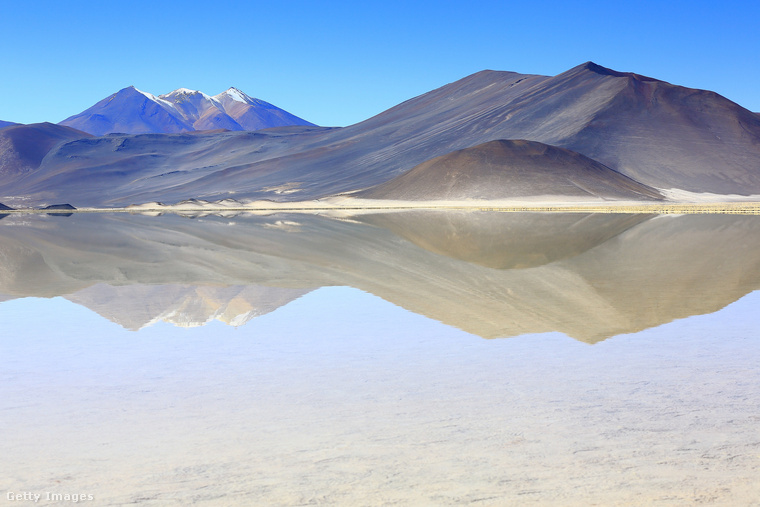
[358,140,663,201]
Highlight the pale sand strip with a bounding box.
[6,191,760,215]
[5,200,760,215]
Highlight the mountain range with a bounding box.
[58,86,314,136]
[1,61,759,207]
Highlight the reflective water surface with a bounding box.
[1,211,759,505]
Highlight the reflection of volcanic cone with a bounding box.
[358,210,650,269]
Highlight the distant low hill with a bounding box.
[59,86,314,135]
[0,120,19,129]
[358,139,663,201]
[0,123,91,181]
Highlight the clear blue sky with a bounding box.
[1,0,758,127]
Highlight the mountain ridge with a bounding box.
[59,86,315,135]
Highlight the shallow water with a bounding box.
[1,212,759,505]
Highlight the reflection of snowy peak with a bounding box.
[64,284,314,331]
[60,86,314,136]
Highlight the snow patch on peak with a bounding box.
[132,86,158,100]
[132,87,182,113]
[162,88,210,99]
[221,87,252,104]
[160,88,219,108]
[160,88,195,98]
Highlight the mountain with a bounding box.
[0,120,19,129]
[3,61,760,206]
[59,86,314,136]
[358,139,663,201]
[0,122,91,184]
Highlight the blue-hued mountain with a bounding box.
[59,86,314,135]
[0,120,19,129]
[3,62,760,206]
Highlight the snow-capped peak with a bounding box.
[126,86,182,112]
[219,87,253,104]
[160,88,215,101]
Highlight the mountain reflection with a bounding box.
[1,211,759,342]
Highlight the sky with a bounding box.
[1,0,758,127]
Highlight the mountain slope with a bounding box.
[546,63,760,193]
[358,139,663,201]
[60,86,314,136]
[0,120,19,129]
[60,86,193,135]
[8,126,331,205]
[213,87,316,131]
